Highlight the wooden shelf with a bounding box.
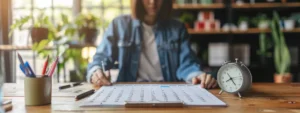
[0,44,96,51]
[188,29,229,34]
[0,45,54,51]
[173,3,225,9]
[232,2,300,9]
[188,28,300,35]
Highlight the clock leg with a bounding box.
[219,90,223,95]
[238,92,242,98]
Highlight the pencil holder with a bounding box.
[24,76,52,106]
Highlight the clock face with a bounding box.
[218,64,244,93]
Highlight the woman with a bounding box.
[87,0,217,89]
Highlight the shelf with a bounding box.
[232,2,300,9]
[173,3,225,9]
[188,29,229,34]
[188,28,300,35]
[0,44,96,51]
[0,45,54,51]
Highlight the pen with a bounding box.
[17,53,29,76]
[75,89,94,101]
[24,61,36,77]
[19,64,26,75]
[59,82,83,90]
[42,55,49,75]
[101,61,106,72]
[73,82,83,87]
[48,56,59,77]
[58,84,71,90]
[101,61,111,81]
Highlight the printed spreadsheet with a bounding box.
[81,84,226,107]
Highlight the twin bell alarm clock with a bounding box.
[217,58,252,98]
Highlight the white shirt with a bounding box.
[136,23,164,82]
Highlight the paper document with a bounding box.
[81,84,226,107]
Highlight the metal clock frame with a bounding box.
[217,58,252,98]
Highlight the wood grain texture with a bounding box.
[173,3,225,9]
[3,83,300,113]
[232,3,300,9]
[188,28,300,35]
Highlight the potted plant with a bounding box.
[176,0,185,5]
[238,16,249,31]
[9,10,51,44]
[257,33,273,66]
[179,12,195,29]
[283,17,295,31]
[251,13,270,30]
[75,13,103,45]
[271,12,292,83]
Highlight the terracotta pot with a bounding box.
[184,23,191,29]
[274,73,292,83]
[281,0,287,3]
[79,28,98,44]
[31,27,48,43]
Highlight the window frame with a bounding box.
[7,0,131,83]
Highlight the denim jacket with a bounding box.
[87,15,203,83]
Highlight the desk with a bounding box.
[3,83,300,113]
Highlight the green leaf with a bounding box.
[61,13,69,24]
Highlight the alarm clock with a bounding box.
[217,58,252,98]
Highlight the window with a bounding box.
[81,0,131,44]
[11,0,131,83]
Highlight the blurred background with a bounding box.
[0,0,299,84]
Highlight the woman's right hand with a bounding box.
[91,69,112,86]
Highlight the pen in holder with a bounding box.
[24,76,52,106]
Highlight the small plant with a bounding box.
[179,12,195,24]
[251,13,269,27]
[75,12,104,29]
[257,33,272,57]
[9,9,51,36]
[271,11,291,75]
[75,12,107,44]
[238,16,249,25]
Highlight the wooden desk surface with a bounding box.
[3,83,300,113]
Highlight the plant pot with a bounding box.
[31,27,48,43]
[214,0,223,3]
[258,21,269,30]
[274,73,292,83]
[235,0,244,5]
[176,0,185,4]
[284,19,295,30]
[185,23,191,29]
[281,0,287,3]
[238,21,248,31]
[200,0,213,4]
[79,28,98,44]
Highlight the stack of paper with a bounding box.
[81,84,226,107]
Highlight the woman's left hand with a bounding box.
[192,73,218,89]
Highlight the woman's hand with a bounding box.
[192,73,218,89]
[91,69,112,86]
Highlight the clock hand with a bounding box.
[227,73,233,79]
[226,79,231,82]
[232,76,242,79]
[231,79,237,86]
